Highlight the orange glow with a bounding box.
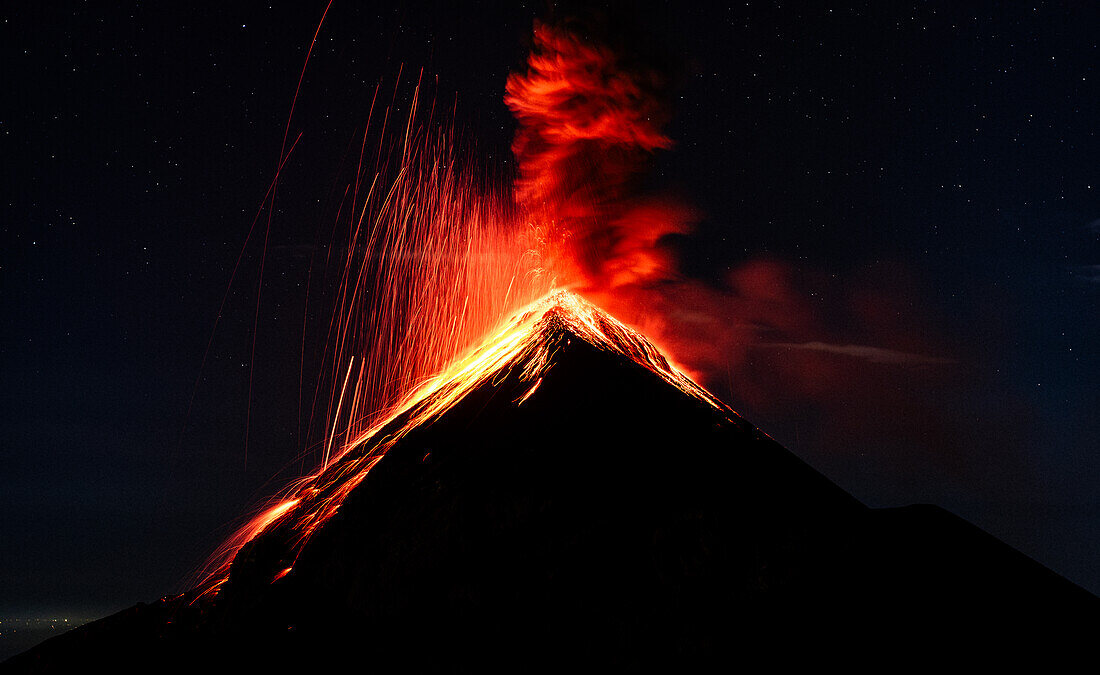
[194,21,707,596]
[272,567,293,583]
[505,21,689,293]
[196,290,731,594]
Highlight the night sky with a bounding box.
[2,0,1097,624]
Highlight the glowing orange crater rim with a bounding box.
[194,290,733,596]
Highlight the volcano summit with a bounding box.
[8,293,1095,670]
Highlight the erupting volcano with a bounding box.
[11,290,1094,669]
[191,291,729,601]
[7,9,1095,671]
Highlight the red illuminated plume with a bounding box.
[505,21,690,291]
[195,22,699,595]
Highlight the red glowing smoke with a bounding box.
[504,20,960,432]
[194,15,972,600]
[505,21,690,291]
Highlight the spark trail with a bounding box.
[194,19,699,595]
[196,290,731,596]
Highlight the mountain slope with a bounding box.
[8,292,1095,670]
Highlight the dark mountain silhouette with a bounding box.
[6,293,1095,671]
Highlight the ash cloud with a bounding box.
[503,17,963,398]
[505,19,689,291]
[505,16,1037,515]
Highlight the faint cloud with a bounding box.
[1069,264,1100,284]
[760,341,956,366]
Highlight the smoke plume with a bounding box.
[503,20,1024,506]
[505,20,690,291]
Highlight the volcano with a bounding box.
[8,293,1095,670]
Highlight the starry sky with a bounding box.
[2,1,1097,621]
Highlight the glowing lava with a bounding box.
[194,19,699,598]
[196,290,733,595]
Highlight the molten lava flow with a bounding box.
[193,78,555,592]
[195,20,711,597]
[196,291,732,595]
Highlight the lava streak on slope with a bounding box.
[196,291,734,595]
[195,16,702,599]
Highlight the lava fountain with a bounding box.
[193,18,699,597]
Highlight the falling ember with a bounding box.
[272,567,293,583]
[193,81,552,589]
[194,20,702,595]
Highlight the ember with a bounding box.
[195,18,694,594]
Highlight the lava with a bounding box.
[195,19,701,596]
[196,291,731,594]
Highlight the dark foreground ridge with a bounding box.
[7,294,1096,670]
